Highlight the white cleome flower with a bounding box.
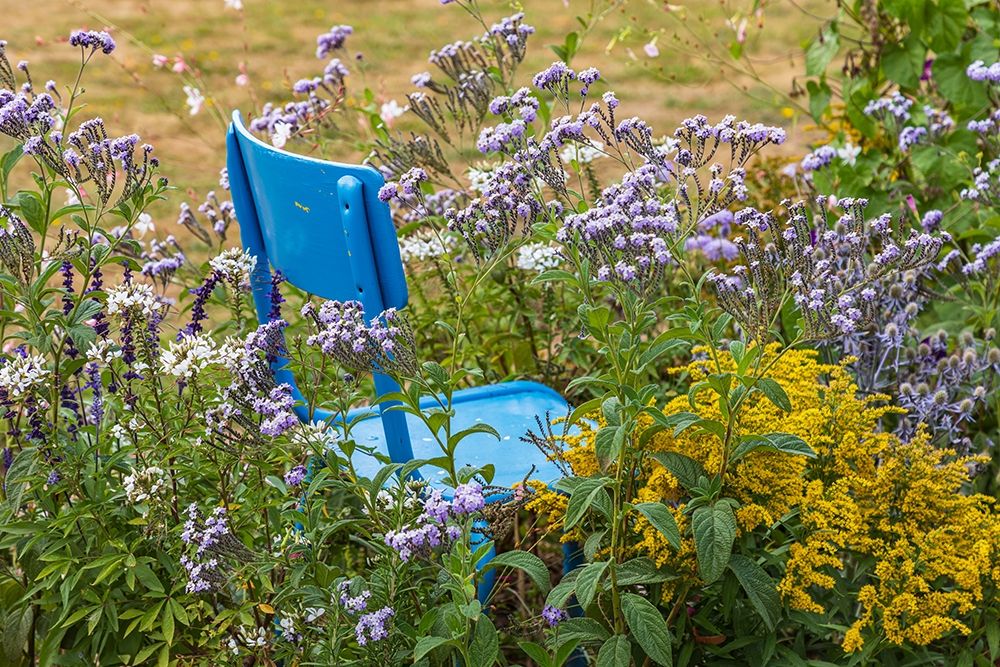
[105,283,163,319]
[183,85,204,116]
[160,334,220,379]
[398,229,456,263]
[837,142,861,166]
[123,466,167,506]
[209,248,257,284]
[0,354,49,399]
[134,212,155,237]
[560,141,605,165]
[467,166,495,194]
[271,121,292,149]
[516,242,562,272]
[86,339,123,364]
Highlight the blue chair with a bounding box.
[226,111,581,601]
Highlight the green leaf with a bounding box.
[633,502,681,549]
[564,478,608,530]
[550,617,611,646]
[597,635,632,667]
[483,550,551,593]
[806,80,832,123]
[613,557,674,587]
[732,433,815,461]
[692,504,737,584]
[881,33,926,89]
[651,411,700,436]
[805,24,839,76]
[574,560,610,609]
[756,378,792,412]
[651,451,707,491]
[413,636,451,662]
[927,0,966,52]
[470,616,499,665]
[728,555,782,631]
[935,52,989,109]
[621,593,673,665]
[161,604,175,645]
[518,641,552,667]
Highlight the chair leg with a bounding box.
[561,540,589,667]
[471,522,497,605]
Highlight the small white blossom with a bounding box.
[86,339,122,364]
[183,85,205,116]
[292,420,341,450]
[305,607,326,623]
[516,243,562,272]
[837,142,861,166]
[398,230,456,263]
[560,141,605,165]
[271,121,292,148]
[160,334,220,379]
[123,466,167,506]
[379,99,408,125]
[224,0,243,9]
[467,166,495,194]
[0,354,49,399]
[106,283,163,318]
[134,212,155,237]
[65,188,80,206]
[209,248,257,284]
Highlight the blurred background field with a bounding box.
[1,0,827,220]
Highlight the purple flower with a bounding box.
[69,30,116,55]
[542,605,567,627]
[898,126,926,152]
[800,145,836,172]
[46,469,60,485]
[284,464,307,487]
[316,25,353,59]
[452,482,485,514]
[355,606,394,645]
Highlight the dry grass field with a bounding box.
[1,0,829,223]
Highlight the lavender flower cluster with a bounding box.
[304,299,417,376]
[250,27,353,145]
[179,504,254,594]
[1,38,159,205]
[205,320,299,449]
[709,197,945,341]
[383,482,484,562]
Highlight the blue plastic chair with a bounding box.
[227,111,581,601]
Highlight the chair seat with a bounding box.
[342,380,569,490]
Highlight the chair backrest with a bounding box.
[227,110,414,462]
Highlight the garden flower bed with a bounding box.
[0,1,998,665]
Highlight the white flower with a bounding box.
[224,0,243,9]
[304,607,326,623]
[398,229,455,263]
[134,212,155,237]
[86,339,122,364]
[559,141,605,165]
[123,466,167,506]
[837,142,861,166]
[467,166,495,194]
[271,121,292,148]
[65,188,80,206]
[160,334,220,379]
[292,420,340,449]
[183,85,204,116]
[516,243,562,272]
[209,247,257,284]
[644,40,660,58]
[379,99,408,125]
[106,282,163,318]
[0,354,49,399]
